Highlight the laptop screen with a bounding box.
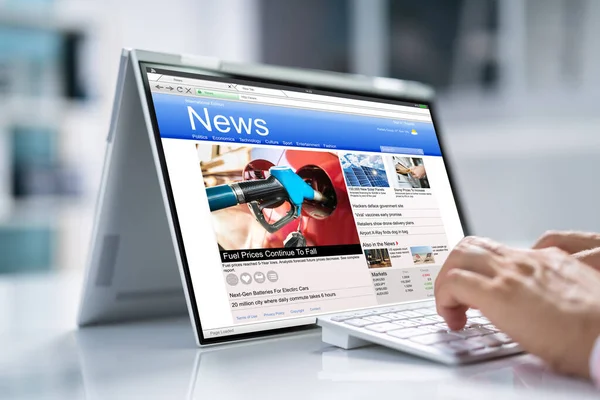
[141,64,465,343]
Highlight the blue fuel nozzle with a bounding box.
[269,166,322,216]
[205,165,327,233]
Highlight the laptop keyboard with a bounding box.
[329,306,519,357]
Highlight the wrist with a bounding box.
[551,310,600,379]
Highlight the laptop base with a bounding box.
[77,52,187,326]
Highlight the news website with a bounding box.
[145,67,465,339]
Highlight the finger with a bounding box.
[532,230,600,253]
[439,304,468,331]
[437,239,503,283]
[436,269,495,330]
[435,237,508,301]
[461,236,511,256]
[574,247,600,270]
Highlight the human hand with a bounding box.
[409,165,426,179]
[396,164,410,175]
[435,236,600,379]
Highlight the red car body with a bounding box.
[253,149,361,248]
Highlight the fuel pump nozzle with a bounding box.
[206,166,327,233]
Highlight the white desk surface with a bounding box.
[0,272,597,400]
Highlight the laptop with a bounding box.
[78,49,521,363]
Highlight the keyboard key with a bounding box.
[365,323,402,333]
[387,327,429,339]
[365,308,387,315]
[331,314,355,322]
[344,318,373,327]
[467,327,494,335]
[378,306,403,313]
[434,340,484,355]
[434,323,450,331]
[433,343,466,355]
[483,324,500,332]
[396,310,422,318]
[419,325,448,333]
[393,320,420,328]
[381,313,405,320]
[363,315,390,323]
[410,333,461,345]
[468,347,501,357]
[461,338,485,350]
[449,327,493,338]
[449,340,487,351]
[471,335,502,348]
[409,317,437,325]
[486,332,513,344]
[353,310,378,317]
[414,308,437,316]
[427,315,445,322]
[389,312,411,320]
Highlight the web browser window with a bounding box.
[143,66,465,340]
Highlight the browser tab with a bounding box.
[147,73,162,81]
[158,75,233,90]
[235,85,286,97]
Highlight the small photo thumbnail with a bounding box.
[364,248,392,268]
[392,156,430,189]
[410,246,435,265]
[341,153,390,188]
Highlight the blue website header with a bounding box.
[151,93,442,156]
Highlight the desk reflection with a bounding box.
[67,318,597,400]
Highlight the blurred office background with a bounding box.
[0,0,599,274]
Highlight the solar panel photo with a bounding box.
[341,154,390,188]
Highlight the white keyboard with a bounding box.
[317,301,523,364]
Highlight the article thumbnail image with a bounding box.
[410,246,435,265]
[392,157,430,189]
[197,144,361,250]
[364,248,391,268]
[341,154,390,188]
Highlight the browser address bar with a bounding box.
[236,93,432,122]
